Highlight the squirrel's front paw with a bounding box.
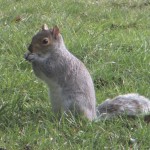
[24,52,37,62]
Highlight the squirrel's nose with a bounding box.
[28,44,33,52]
[24,52,31,60]
[24,52,28,60]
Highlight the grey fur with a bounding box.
[97,93,150,120]
[25,25,150,121]
[25,28,96,120]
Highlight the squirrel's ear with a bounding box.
[52,26,60,39]
[42,24,49,30]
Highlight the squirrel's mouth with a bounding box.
[24,52,31,61]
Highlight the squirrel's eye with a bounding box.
[42,38,49,45]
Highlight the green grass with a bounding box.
[0,0,150,149]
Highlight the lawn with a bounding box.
[0,0,150,149]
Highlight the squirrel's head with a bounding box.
[28,24,61,55]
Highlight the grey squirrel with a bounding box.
[24,24,150,121]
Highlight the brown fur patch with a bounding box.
[99,103,120,114]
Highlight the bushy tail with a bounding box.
[96,93,150,120]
